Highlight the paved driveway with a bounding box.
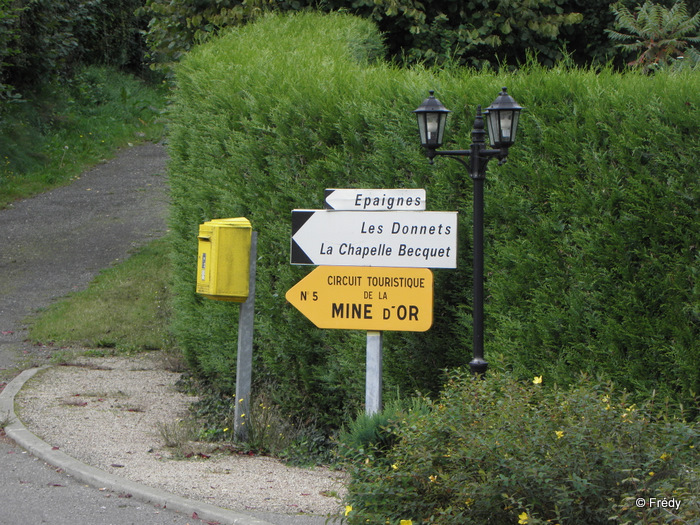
[0,142,170,373]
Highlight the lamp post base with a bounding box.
[469,356,488,376]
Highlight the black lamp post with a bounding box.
[414,87,522,375]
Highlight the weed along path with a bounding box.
[0,142,169,373]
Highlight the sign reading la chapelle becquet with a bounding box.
[290,210,458,269]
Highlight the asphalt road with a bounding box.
[0,143,200,524]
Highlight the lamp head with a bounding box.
[484,87,522,149]
[413,90,451,153]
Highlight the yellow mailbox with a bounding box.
[196,217,252,302]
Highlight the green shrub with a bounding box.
[343,370,699,524]
[169,12,699,432]
[337,397,431,463]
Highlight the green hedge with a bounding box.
[168,11,700,429]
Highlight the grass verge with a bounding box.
[28,236,174,354]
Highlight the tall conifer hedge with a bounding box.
[169,12,699,428]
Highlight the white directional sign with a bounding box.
[324,189,426,211]
[290,210,458,268]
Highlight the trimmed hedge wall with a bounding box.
[168,12,699,428]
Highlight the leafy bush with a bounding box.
[343,370,699,524]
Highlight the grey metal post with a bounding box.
[234,231,257,441]
[366,330,383,415]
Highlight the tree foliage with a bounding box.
[358,0,584,67]
[136,0,271,74]
[139,0,586,72]
[0,0,23,104]
[607,0,700,70]
[0,0,148,97]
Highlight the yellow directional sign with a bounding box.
[285,266,433,332]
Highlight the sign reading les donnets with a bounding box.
[290,210,458,268]
[324,189,426,211]
[286,266,433,331]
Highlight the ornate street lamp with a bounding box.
[414,87,522,375]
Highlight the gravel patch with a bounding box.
[15,352,347,518]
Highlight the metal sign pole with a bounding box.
[366,330,383,415]
[234,231,257,441]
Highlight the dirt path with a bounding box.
[0,142,169,375]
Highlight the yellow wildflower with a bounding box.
[555,430,564,439]
[518,511,529,524]
[532,376,543,385]
[400,521,413,525]
[345,505,352,516]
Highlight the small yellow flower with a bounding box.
[532,376,543,385]
[392,463,399,470]
[400,521,413,525]
[223,427,229,432]
[555,430,564,439]
[660,452,670,461]
[345,505,352,516]
[649,471,655,477]
[429,475,438,483]
[518,511,529,524]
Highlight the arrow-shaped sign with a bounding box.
[286,266,433,331]
[324,189,426,211]
[290,210,458,268]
